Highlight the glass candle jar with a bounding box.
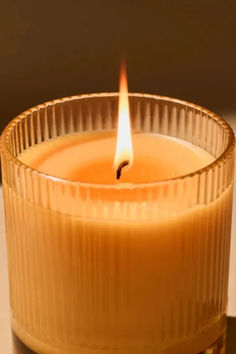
[1,93,235,354]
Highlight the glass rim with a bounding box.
[1,92,235,190]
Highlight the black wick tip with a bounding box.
[116,160,129,180]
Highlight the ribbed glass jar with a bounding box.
[1,93,235,354]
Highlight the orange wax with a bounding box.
[19,131,213,183]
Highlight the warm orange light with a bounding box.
[114,61,133,175]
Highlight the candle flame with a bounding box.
[114,61,133,174]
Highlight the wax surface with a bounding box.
[19,131,214,183]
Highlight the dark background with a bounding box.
[1,0,236,132]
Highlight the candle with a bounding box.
[1,68,235,354]
[6,130,232,354]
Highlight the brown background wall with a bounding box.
[0,0,236,132]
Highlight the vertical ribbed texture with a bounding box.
[1,93,235,354]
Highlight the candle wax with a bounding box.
[19,131,214,183]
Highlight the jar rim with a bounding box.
[1,92,235,190]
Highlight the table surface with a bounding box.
[0,114,235,353]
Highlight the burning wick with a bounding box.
[114,60,133,182]
[116,160,129,180]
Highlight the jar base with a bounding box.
[12,330,36,353]
[200,332,226,354]
[12,331,226,354]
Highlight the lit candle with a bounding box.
[19,65,213,184]
[1,66,234,354]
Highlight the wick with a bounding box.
[116,160,129,180]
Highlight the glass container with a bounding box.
[1,93,235,354]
